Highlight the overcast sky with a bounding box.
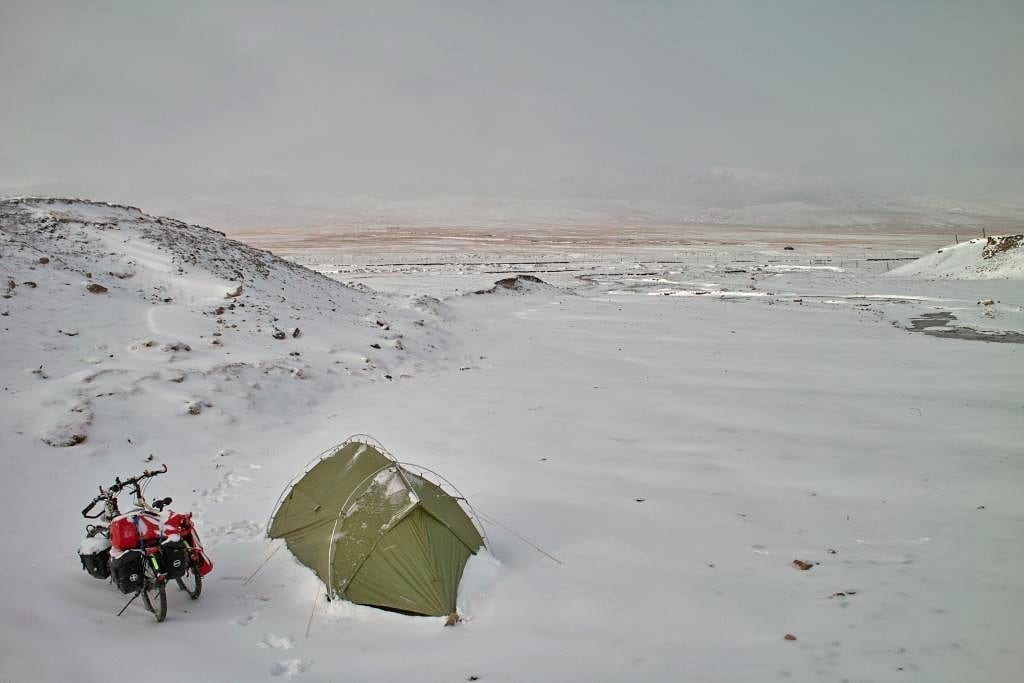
[2,1,1022,216]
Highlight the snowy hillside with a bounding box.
[0,197,453,449]
[890,234,1024,280]
[1,199,1022,682]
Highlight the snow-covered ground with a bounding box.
[2,199,1023,682]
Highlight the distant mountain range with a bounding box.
[4,167,1022,232]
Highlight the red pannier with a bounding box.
[109,513,161,551]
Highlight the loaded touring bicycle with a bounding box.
[78,465,213,622]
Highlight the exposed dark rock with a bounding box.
[982,234,1023,259]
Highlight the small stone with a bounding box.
[370,343,381,349]
[38,257,50,264]
[792,559,814,571]
[784,634,797,641]
[86,283,108,294]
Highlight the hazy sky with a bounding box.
[2,1,1023,215]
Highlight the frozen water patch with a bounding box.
[647,289,770,298]
[766,264,844,273]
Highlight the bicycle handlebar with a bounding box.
[81,464,168,517]
[112,464,168,492]
[81,496,104,518]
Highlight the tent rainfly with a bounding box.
[268,436,485,617]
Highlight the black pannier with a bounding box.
[111,549,145,594]
[160,540,190,579]
[79,548,111,579]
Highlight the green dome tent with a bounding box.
[268,436,485,617]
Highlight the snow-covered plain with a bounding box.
[2,199,1023,682]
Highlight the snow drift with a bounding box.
[890,234,1024,280]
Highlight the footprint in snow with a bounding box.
[233,613,258,626]
[270,659,311,678]
[201,469,252,503]
[259,634,294,650]
[208,519,264,541]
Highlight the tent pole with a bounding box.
[397,461,491,551]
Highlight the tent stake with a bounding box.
[242,541,283,586]
[305,583,321,638]
[477,510,564,565]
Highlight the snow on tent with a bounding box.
[268,436,485,617]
